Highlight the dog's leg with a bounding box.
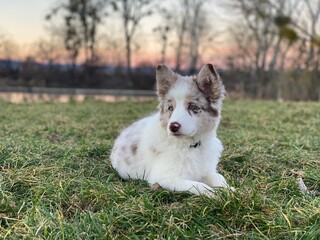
[207,173,228,187]
[153,179,215,196]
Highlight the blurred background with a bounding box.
[0,0,320,102]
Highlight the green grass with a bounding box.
[0,99,319,239]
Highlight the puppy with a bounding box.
[110,64,231,195]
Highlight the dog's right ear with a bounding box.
[195,64,225,102]
[156,64,177,99]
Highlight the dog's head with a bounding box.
[156,64,225,138]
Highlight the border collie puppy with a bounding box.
[110,64,232,196]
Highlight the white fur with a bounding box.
[110,65,231,196]
[167,77,199,136]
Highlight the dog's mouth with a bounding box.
[169,132,196,137]
[172,133,183,137]
[167,130,183,137]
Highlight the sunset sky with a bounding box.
[0,0,233,67]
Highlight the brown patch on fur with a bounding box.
[130,142,138,155]
[184,92,206,116]
[157,79,174,99]
[188,104,201,115]
[159,102,168,129]
[150,146,161,155]
[185,92,203,104]
[202,105,219,117]
[159,98,176,130]
[124,157,131,166]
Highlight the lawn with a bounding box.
[0,99,319,239]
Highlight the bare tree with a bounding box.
[228,23,256,71]
[234,0,277,97]
[153,25,170,64]
[187,0,208,74]
[35,33,64,66]
[173,0,190,71]
[154,0,189,71]
[113,0,154,80]
[46,0,108,66]
[304,0,320,100]
[265,0,320,99]
[103,29,125,67]
[64,19,82,69]
[153,8,172,64]
[157,0,214,73]
[303,0,320,69]
[227,0,302,98]
[0,37,19,61]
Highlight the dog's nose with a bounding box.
[169,122,181,133]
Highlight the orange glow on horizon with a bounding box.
[1,40,236,72]
[0,1,235,70]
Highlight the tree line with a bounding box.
[0,0,320,100]
[226,0,320,100]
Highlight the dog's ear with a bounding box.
[156,64,177,99]
[195,64,225,102]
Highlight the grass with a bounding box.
[0,99,319,239]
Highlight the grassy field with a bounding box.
[0,99,319,239]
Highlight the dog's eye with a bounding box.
[168,106,174,112]
[189,103,200,111]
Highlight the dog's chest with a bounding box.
[148,143,209,178]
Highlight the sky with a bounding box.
[0,0,163,62]
[0,0,233,66]
[0,0,58,45]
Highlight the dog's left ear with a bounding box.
[156,64,177,99]
[195,64,225,102]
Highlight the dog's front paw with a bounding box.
[201,189,216,198]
